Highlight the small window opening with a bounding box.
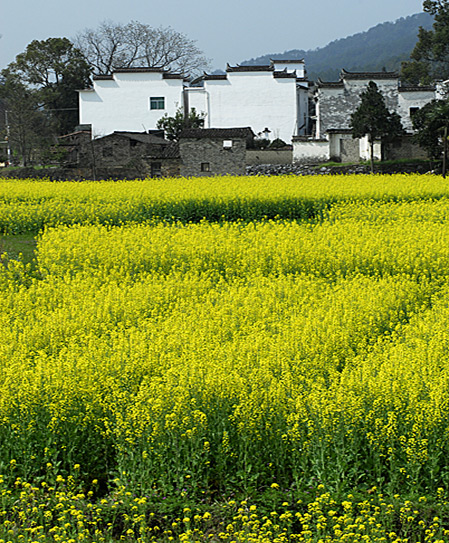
[201,162,210,172]
[150,97,165,110]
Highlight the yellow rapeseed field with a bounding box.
[1,174,449,542]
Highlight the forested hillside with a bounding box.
[241,13,433,81]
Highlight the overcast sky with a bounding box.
[0,0,425,72]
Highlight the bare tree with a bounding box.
[75,21,210,77]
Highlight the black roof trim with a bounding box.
[180,127,255,139]
[341,69,398,80]
[93,74,114,80]
[273,71,297,79]
[226,64,273,73]
[270,58,305,64]
[399,85,435,92]
[316,79,344,88]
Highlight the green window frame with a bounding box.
[150,97,165,110]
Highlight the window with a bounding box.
[151,162,162,177]
[150,97,165,110]
[201,162,210,172]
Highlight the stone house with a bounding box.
[294,69,435,163]
[58,129,180,178]
[314,69,435,138]
[179,128,254,176]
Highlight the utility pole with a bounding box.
[4,110,11,165]
[443,125,448,179]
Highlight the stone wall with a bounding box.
[384,135,428,161]
[316,79,399,138]
[180,138,247,176]
[292,138,330,163]
[246,149,292,165]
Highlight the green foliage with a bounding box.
[401,1,449,84]
[350,82,404,171]
[0,72,54,166]
[156,107,205,141]
[412,98,449,159]
[4,38,91,135]
[268,138,288,149]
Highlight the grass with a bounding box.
[311,157,434,169]
[0,233,37,265]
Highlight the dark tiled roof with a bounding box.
[203,74,228,80]
[93,74,114,80]
[341,69,398,80]
[270,59,305,64]
[112,131,168,144]
[226,64,273,72]
[327,128,353,134]
[113,67,167,73]
[161,142,180,158]
[273,71,297,79]
[162,73,185,80]
[316,79,344,88]
[180,127,255,139]
[399,85,435,92]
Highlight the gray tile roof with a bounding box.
[399,85,435,92]
[270,59,305,64]
[203,74,228,80]
[180,127,255,139]
[273,71,297,79]
[316,79,344,88]
[341,69,398,80]
[226,64,273,72]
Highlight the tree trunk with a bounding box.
[443,126,448,179]
[370,138,375,174]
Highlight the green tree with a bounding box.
[350,81,404,173]
[0,72,53,166]
[4,38,91,135]
[412,98,449,175]
[401,0,449,84]
[157,107,206,141]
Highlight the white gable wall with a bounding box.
[398,89,436,131]
[272,60,305,78]
[79,72,184,137]
[203,72,299,142]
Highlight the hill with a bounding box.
[241,13,433,82]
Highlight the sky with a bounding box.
[0,0,425,72]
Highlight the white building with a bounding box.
[186,60,309,142]
[78,67,185,137]
[78,60,309,143]
[314,70,436,138]
[294,70,436,163]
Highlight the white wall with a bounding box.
[293,139,330,163]
[202,72,299,142]
[398,89,436,131]
[272,60,305,78]
[79,71,184,137]
[359,136,381,161]
[185,87,208,120]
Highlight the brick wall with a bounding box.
[180,138,247,176]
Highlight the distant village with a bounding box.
[55,57,440,178]
[2,57,442,178]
